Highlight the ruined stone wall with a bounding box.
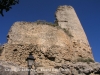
[55,5,94,59]
[0,5,94,68]
[1,22,74,67]
[55,5,88,44]
[7,22,70,47]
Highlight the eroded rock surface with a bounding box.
[0,60,100,75]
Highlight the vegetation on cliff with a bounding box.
[0,45,3,55]
[34,20,73,37]
[76,58,94,64]
[34,20,58,27]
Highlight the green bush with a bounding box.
[0,45,3,55]
[35,20,58,27]
[34,20,73,38]
[77,58,94,64]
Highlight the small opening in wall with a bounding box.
[64,21,68,22]
[48,57,55,61]
[83,48,86,51]
[44,55,55,61]
[7,35,9,38]
[78,55,82,57]
[13,49,17,51]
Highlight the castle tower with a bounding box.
[55,5,94,60]
[0,5,94,68]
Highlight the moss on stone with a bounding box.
[76,58,94,64]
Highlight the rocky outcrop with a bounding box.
[0,60,35,75]
[0,60,100,75]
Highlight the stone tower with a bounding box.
[56,5,88,44]
[55,5,94,59]
[0,5,94,68]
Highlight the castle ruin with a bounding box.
[0,5,94,68]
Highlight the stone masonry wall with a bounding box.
[1,22,74,67]
[55,5,94,60]
[7,22,70,47]
[55,5,88,44]
[0,5,94,68]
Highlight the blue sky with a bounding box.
[0,0,100,62]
